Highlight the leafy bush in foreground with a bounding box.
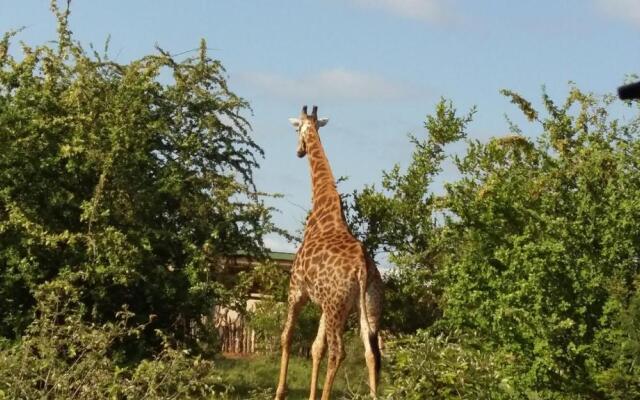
[0,280,231,400]
[385,331,510,400]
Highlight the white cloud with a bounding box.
[595,0,640,27]
[238,68,423,102]
[263,234,297,253]
[350,0,455,24]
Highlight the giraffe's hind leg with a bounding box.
[320,308,348,400]
[275,289,307,400]
[360,279,383,397]
[308,313,326,400]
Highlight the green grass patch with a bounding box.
[216,334,386,399]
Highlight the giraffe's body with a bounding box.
[276,106,383,400]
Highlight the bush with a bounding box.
[0,1,276,355]
[385,330,511,400]
[247,297,322,356]
[381,266,441,334]
[590,276,640,399]
[440,88,640,397]
[0,280,231,400]
[350,89,640,398]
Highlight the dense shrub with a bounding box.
[247,299,322,356]
[440,88,640,398]
[0,1,276,354]
[351,90,640,398]
[0,280,231,400]
[385,331,511,400]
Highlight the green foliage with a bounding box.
[0,280,231,400]
[440,86,640,397]
[349,99,474,261]
[385,331,511,400]
[0,276,367,400]
[0,1,276,352]
[380,266,440,334]
[247,297,322,356]
[590,276,640,398]
[239,261,321,356]
[347,99,474,333]
[350,88,640,398]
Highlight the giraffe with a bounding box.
[275,106,383,400]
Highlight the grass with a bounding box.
[215,333,385,399]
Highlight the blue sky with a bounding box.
[1,0,639,257]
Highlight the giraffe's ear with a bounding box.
[288,118,301,128]
[317,118,329,127]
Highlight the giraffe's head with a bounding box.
[288,105,329,158]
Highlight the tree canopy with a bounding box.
[350,89,640,398]
[0,2,275,350]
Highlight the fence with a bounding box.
[214,296,267,354]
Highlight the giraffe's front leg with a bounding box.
[275,290,307,400]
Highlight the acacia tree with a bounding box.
[440,87,640,398]
[351,88,640,398]
[0,2,276,351]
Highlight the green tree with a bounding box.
[347,99,474,333]
[440,87,640,397]
[0,1,276,354]
[351,88,640,398]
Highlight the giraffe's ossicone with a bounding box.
[275,106,384,400]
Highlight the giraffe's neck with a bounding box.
[305,130,343,219]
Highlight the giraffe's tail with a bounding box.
[358,260,381,377]
[368,330,381,377]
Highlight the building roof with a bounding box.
[231,249,296,262]
[268,251,296,261]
